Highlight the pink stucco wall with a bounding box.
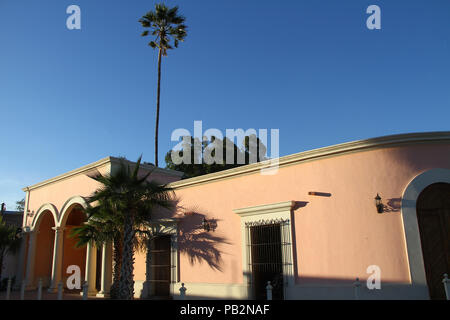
[25,163,180,228]
[170,143,450,285]
[25,164,110,227]
[25,160,182,288]
[22,142,450,289]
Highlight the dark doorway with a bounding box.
[416,182,450,300]
[149,236,172,297]
[248,222,284,300]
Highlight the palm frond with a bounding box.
[139,3,187,54]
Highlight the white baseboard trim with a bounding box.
[286,283,429,300]
[172,282,249,300]
[169,282,430,300]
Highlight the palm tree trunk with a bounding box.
[118,214,135,300]
[154,47,162,167]
[110,235,123,299]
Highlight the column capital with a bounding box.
[52,226,65,233]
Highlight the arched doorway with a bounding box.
[416,183,450,299]
[61,205,87,291]
[33,210,56,287]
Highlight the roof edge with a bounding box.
[23,156,183,192]
[22,157,113,192]
[168,131,450,189]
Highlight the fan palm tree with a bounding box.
[76,156,175,299]
[70,202,124,299]
[0,215,21,283]
[139,4,187,167]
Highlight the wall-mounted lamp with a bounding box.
[202,217,217,232]
[15,227,23,239]
[374,193,383,214]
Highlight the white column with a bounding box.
[48,226,64,292]
[24,231,37,290]
[96,242,112,297]
[170,234,178,296]
[84,242,98,296]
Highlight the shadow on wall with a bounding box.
[293,201,309,210]
[383,198,401,213]
[159,199,312,275]
[291,201,307,286]
[173,202,232,272]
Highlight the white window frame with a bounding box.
[146,218,179,297]
[233,201,295,299]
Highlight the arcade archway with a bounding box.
[33,210,56,288]
[61,204,87,291]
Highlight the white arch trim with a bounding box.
[31,203,59,231]
[58,195,89,227]
[401,168,450,289]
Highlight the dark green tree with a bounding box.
[16,198,25,212]
[165,135,268,178]
[0,216,21,282]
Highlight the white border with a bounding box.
[233,201,295,299]
[400,168,450,298]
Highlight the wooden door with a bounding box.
[150,236,172,297]
[416,183,450,300]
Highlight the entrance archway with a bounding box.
[416,183,450,300]
[61,205,87,291]
[33,210,56,287]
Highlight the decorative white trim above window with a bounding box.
[233,201,295,299]
[234,201,296,217]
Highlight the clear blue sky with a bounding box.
[1,0,449,209]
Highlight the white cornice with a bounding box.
[22,157,112,192]
[108,156,183,178]
[168,131,450,189]
[21,132,450,193]
[23,156,183,192]
[233,201,295,217]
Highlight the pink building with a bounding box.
[14,131,450,299]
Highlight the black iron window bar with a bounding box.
[245,218,292,299]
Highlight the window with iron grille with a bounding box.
[245,219,292,300]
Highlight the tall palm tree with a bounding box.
[78,156,174,300]
[139,4,187,167]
